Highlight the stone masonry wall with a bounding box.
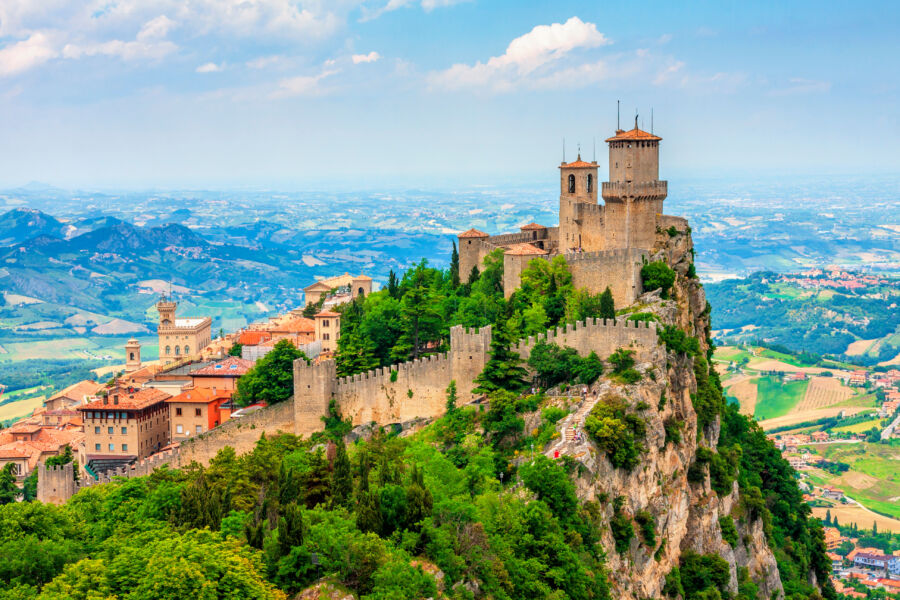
[294,325,492,436]
[565,247,648,308]
[294,318,660,436]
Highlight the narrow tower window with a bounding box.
[568,174,575,194]
[587,174,593,193]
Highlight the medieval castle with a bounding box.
[292,121,680,436]
[459,117,667,307]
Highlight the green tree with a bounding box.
[235,339,308,406]
[228,342,243,357]
[473,314,527,394]
[641,261,676,298]
[387,269,400,299]
[445,380,457,414]
[331,439,353,508]
[449,240,460,289]
[599,286,615,320]
[276,502,304,558]
[0,463,19,505]
[391,264,441,361]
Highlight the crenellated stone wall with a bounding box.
[294,317,660,436]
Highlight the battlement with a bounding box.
[488,230,549,246]
[602,180,667,200]
[559,247,648,263]
[511,317,659,360]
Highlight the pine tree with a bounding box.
[392,267,440,361]
[467,265,480,285]
[388,269,400,299]
[445,380,458,414]
[404,465,433,529]
[825,508,832,526]
[302,449,331,509]
[276,502,304,558]
[599,286,615,320]
[873,520,878,535]
[331,439,353,508]
[473,310,528,394]
[450,241,460,288]
[544,275,565,326]
[355,450,382,533]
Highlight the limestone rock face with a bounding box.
[563,227,784,600]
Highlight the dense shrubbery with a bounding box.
[583,395,646,470]
[640,261,676,298]
[527,340,603,389]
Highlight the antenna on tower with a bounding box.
[577,142,581,159]
[562,137,566,163]
[617,100,620,130]
[592,137,596,161]
[635,109,639,131]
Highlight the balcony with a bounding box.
[602,180,667,200]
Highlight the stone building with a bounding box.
[166,387,232,443]
[458,119,668,307]
[76,386,172,472]
[156,295,212,365]
[303,273,372,308]
[125,338,142,372]
[314,310,341,354]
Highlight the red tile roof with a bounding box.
[505,243,548,256]
[605,127,662,142]
[315,310,340,318]
[272,316,315,334]
[79,388,171,411]
[167,387,230,404]
[353,274,373,281]
[191,356,254,377]
[559,158,597,168]
[238,330,272,345]
[520,222,546,230]
[458,228,489,238]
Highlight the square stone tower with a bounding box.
[558,154,599,253]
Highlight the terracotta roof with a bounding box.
[271,316,315,334]
[79,388,171,411]
[48,380,103,403]
[0,443,34,458]
[190,356,254,377]
[520,222,546,231]
[238,330,272,346]
[605,127,662,142]
[315,310,340,318]
[559,157,597,168]
[504,243,548,256]
[304,281,332,291]
[458,228,489,238]
[8,423,41,434]
[167,387,230,404]
[352,274,372,281]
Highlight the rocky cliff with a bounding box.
[546,221,786,600]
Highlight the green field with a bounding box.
[810,443,900,520]
[831,417,884,434]
[753,375,809,420]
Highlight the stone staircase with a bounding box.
[547,386,602,457]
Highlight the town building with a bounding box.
[166,387,232,443]
[0,422,84,484]
[77,386,172,472]
[852,551,900,572]
[823,485,845,501]
[189,356,254,392]
[458,119,673,306]
[303,273,372,307]
[315,310,341,354]
[811,431,829,443]
[43,380,104,412]
[156,295,212,366]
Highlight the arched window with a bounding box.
[129,352,135,360]
[184,345,190,355]
[587,174,593,193]
[175,346,181,356]
[568,174,575,194]
[165,346,171,355]
[358,287,365,297]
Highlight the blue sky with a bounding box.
[0,0,897,188]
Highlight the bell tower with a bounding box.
[156,295,176,327]
[125,338,141,372]
[558,152,599,253]
[602,116,667,250]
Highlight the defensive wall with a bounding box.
[36,398,296,505]
[294,325,492,436]
[294,317,660,436]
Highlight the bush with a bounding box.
[664,418,683,445]
[528,341,604,388]
[658,325,701,356]
[608,348,641,384]
[679,550,731,599]
[641,261,676,298]
[635,510,657,547]
[583,395,646,470]
[719,515,738,548]
[611,496,634,554]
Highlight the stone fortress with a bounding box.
[459,116,668,308]
[293,119,683,436]
[156,295,212,365]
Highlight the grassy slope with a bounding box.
[810,442,900,520]
[754,375,809,420]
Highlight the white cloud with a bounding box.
[271,68,338,98]
[361,0,469,21]
[246,54,285,69]
[428,17,610,92]
[137,14,176,40]
[0,32,58,77]
[62,15,177,62]
[352,51,380,64]
[769,78,831,96]
[196,61,223,73]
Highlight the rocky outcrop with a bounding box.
[551,225,784,600]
